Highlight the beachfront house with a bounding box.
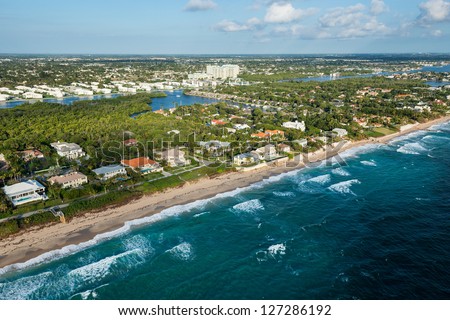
[92,164,127,180]
[233,153,259,166]
[252,144,278,161]
[48,172,88,189]
[332,128,348,138]
[2,180,48,207]
[198,141,231,157]
[155,148,191,167]
[277,143,291,153]
[121,157,163,174]
[293,139,308,148]
[51,141,86,160]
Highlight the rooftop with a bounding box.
[93,164,126,176]
[121,157,158,168]
[48,172,87,185]
[3,180,45,196]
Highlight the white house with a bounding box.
[48,172,88,189]
[252,144,278,161]
[332,128,348,138]
[0,94,9,101]
[233,153,259,166]
[277,143,291,153]
[233,124,251,130]
[282,120,306,131]
[2,180,48,207]
[51,141,86,159]
[293,139,308,148]
[23,92,43,99]
[155,148,191,167]
[93,164,127,180]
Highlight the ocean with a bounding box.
[1,122,450,300]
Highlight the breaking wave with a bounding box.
[232,199,265,214]
[166,242,194,261]
[397,142,428,155]
[273,191,296,197]
[360,160,377,167]
[332,167,351,176]
[328,179,361,195]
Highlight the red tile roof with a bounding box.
[121,157,157,168]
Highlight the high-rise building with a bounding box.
[206,65,240,79]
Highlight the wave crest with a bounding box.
[328,179,361,195]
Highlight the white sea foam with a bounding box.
[332,167,351,177]
[68,249,143,283]
[193,211,209,218]
[308,174,331,185]
[397,142,428,155]
[360,160,377,167]
[272,191,295,197]
[166,242,193,261]
[123,235,154,255]
[328,179,361,195]
[422,135,450,142]
[268,243,286,257]
[0,271,52,300]
[428,120,450,132]
[232,199,265,214]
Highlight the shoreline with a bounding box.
[1,115,449,271]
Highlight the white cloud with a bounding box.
[431,29,443,36]
[264,2,318,23]
[214,17,264,32]
[184,0,217,12]
[214,20,250,32]
[371,0,388,15]
[319,4,366,28]
[419,0,450,22]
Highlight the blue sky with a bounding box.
[0,0,449,54]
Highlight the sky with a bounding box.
[0,0,450,54]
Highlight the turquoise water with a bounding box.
[1,122,450,300]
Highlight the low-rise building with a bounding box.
[155,148,191,167]
[277,144,291,153]
[233,153,259,166]
[92,164,127,180]
[48,172,88,189]
[282,120,306,131]
[2,180,48,207]
[20,149,45,161]
[293,139,308,148]
[0,94,9,101]
[332,128,348,138]
[265,130,285,138]
[51,141,86,159]
[211,119,227,126]
[198,141,231,156]
[253,144,278,161]
[123,139,138,147]
[121,157,163,174]
[233,124,250,130]
[23,92,43,99]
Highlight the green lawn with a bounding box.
[373,127,397,135]
[365,127,397,138]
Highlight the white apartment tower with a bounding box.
[206,65,240,79]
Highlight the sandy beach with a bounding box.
[1,115,449,270]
